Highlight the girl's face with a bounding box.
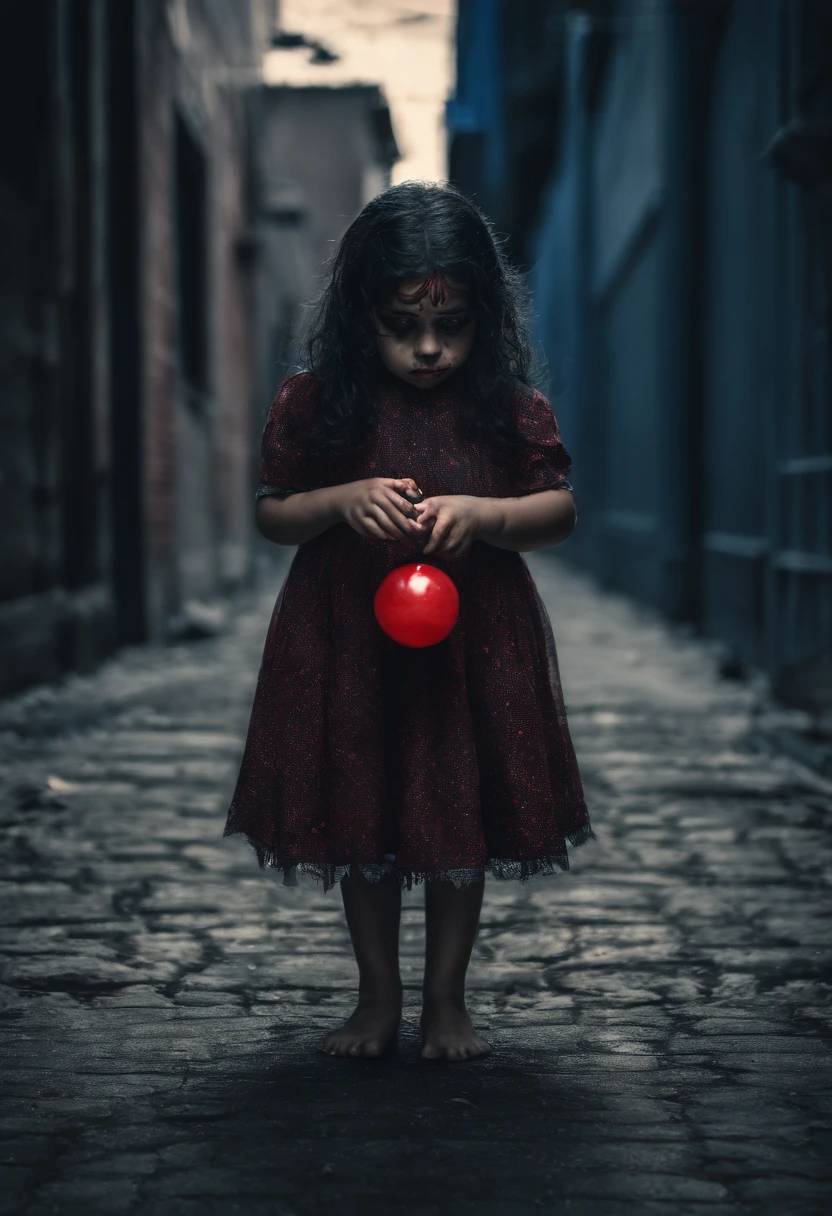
[373,275,476,391]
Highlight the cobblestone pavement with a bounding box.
[1,552,832,1216]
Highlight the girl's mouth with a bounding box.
[410,367,450,378]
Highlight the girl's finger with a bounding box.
[362,520,390,542]
[384,488,419,521]
[385,496,428,538]
[371,504,413,540]
[369,506,403,538]
[440,526,462,555]
[391,478,421,497]
[424,524,448,555]
[381,506,421,540]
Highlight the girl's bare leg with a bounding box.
[322,869,403,1058]
[421,876,491,1061]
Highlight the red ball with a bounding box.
[374,563,459,648]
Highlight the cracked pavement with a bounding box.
[1,551,831,1215]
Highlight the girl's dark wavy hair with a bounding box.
[301,180,537,458]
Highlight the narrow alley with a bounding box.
[1,552,830,1215]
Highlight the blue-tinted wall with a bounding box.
[446,0,506,224]
[449,0,832,703]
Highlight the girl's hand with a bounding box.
[413,495,495,558]
[338,477,428,545]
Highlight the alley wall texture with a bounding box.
[0,0,400,697]
[448,0,832,740]
[0,0,274,694]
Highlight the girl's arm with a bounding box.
[256,477,425,546]
[256,486,345,546]
[475,490,577,553]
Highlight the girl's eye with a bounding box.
[380,316,415,334]
[378,314,471,337]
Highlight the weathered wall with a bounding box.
[589,0,665,605]
[0,0,116,689]
[247,83,398,450]
[455,0,832,709]
[139,0,178,631]
[255,86,395,281]
[531,0,831,697]
[139,0,264,628]
[0,0,271,695]
[698,0,780,663]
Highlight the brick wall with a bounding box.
[0,0,271,693]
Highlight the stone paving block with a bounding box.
[32,1177,141,1211]
[535,1206,744,1216]
[133,1203,283,1216]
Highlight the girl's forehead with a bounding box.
[390,274,471,309]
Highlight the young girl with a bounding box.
[224,181,593,1062]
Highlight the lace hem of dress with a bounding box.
[223,823,595,893]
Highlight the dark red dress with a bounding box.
[224,369,593,890]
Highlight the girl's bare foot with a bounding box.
[420,997,491,1062]
[322,994,402,1058]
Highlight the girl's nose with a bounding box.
[414,329,441,357]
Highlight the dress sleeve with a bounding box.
[509,387,574,496]
[255,372,321,501]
